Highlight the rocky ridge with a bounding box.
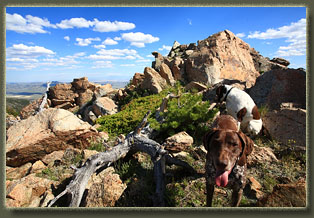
[6,29,306,207]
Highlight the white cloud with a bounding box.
[93,19,135,32]
[114,37,122,41]
[93,44,107,49]
[121,32,159,47]
[6,43,55,57]
[158,45,172,52]
[235,33,245,38]
[135,59,151,63]
[64,36,70,41]
[88,48,139,60]
[92,60,114,69]
[6,13,56,34]
[76,37,101,46]
[102,37,118,45]
[56,17,94,29]
[248,18,306,57]
[121,64,136,67]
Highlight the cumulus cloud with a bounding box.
[121,32,159,47]
[102,37,118,45]
[64,36,70,41]
[93,19,135,32]
[235,33,246,38]
[248,18,306,57]
[76,37,101,46]
[6,13,56,34]
[88,48,139,60]
[92,60,114,69]
[56,17,94,29]
[6,43,55,57]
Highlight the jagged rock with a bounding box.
[76,89,94,107]
[83,167,127,207]
[94,83,114,98]
[159,63,176,86]
[6,108,101,167]
[185,81,207,92]
[257,179,306,207]
[6,173,58,207]
[92,97,118,117]
[247,145,278,167]
[19,97,45,119]
[48,83,78,103]
[270,57,290,67]
[71,77,96,91]
[244,177,264,200]
[163,131,194,153]
[131,72,145,87]
[152,51,164,71]
[141,67,168,94]
[186,30,261,88]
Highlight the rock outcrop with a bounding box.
[249,69,306,146]
[6,108,101,167]
[131,30,289,95]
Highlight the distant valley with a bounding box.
[6,80,128,99]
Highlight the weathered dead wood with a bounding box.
[48,111,152,207]
[48,96,197,207]
[38,81,51,113]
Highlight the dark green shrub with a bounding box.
[149,87,218,143]
[96,90,168,136]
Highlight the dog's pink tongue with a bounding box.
[215,170,229,187]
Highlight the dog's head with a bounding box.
[203,129,254,187]
[215,85,227,102]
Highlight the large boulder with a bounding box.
[141,67,168,94]
[249,69,306,110]
[248,69,306,147]
[263,105,306,147]
[92,97,118,117]
[186,30,261,88]
[6,108,101,167]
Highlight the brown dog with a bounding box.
[203,115,254,207]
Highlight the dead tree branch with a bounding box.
[48,95,197,207]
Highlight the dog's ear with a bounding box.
[236,131,254,166]
[203,129,218,152]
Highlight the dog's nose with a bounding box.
[216,159,228,169]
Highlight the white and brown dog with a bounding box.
[216,84,262,136]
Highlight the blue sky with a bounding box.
[6,7,306,83]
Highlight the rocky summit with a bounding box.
[6,29,306,208]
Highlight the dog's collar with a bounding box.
[223,87,234,102]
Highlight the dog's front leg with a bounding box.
[231,187,243,207]
[206,179,214,207]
